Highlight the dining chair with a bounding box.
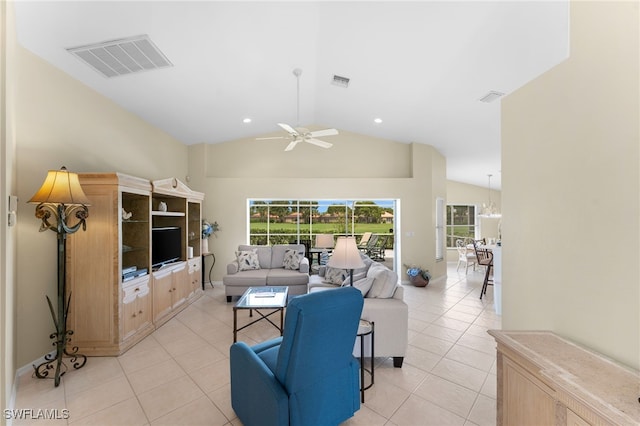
[455,239,477,274]
[474,246,493,299]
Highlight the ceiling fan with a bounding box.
[257,68,338,151]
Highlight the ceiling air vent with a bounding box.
[332,75,350,88]
[479,91,505,103]
[66,34,173,78]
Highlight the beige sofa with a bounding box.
[223,244,310,302]
[309,256,408,367]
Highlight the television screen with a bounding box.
[152,227,181,267]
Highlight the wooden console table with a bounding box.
[488,330,639,425]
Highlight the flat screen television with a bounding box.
[152,227,181,268]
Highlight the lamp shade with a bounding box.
[315,234,335,249]
[327,237,365,270]
[29,167,90,206]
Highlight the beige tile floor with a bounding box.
[12,262,500,426]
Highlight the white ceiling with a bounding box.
[13,1,570,189]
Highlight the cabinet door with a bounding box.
[153,268,174,322]
[123,278,151,340]
[122,297,138,341]
[171,263,188,308]
[188,258,201,294]
[503,357,556,425]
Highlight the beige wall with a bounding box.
[189,135,447,284]
[502,1,639,369]
[446,180,501,262]
[14,47,188,367]
[1,0,18,415]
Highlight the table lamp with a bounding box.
[315,234,335,265]
[29,167,90,387]
[327,236,365,286]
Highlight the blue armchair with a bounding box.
[230,286,364,426]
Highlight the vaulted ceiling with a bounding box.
[13,1,570,189]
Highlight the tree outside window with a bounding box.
[446,205,476,247]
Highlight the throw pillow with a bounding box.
[366,265,398,298]
[344,276,375,297]
[283,249,301,270]
[236,250,260,271]
[324,266,347,285]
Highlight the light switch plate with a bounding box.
[9,195,18,211]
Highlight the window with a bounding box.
[446,205,477,248]
[248,199,396,246]
[435,198,444,261]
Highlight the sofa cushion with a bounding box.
[267,269,310,286]
[239,245,272,269]
[366,264,398,298]
[283,249,301,270]
[236,250,261,271]
[223,269,270,287]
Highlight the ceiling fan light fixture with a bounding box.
[256,68,338,151]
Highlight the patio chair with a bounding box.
[357,232,372,248]
[366,235,388,261]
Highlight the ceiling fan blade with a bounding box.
[309,128,339,138]
[284,140,300,151]
[306,138,333,149]
[277,123,298,135]
[256,136,287,140]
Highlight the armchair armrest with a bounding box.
[299,257,310,274]
[317,265,326,277]
[227,260,239,274]
[230,342,288,426]
[393,285,404,300]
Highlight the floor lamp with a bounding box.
[29,167,90,387]
[327,237,365,286]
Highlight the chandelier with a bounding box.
[479,174,501,218]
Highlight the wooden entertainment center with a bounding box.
[65,173,204,356]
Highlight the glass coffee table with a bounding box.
[233,286,289,343]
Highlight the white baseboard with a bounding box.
[7,351,56,426]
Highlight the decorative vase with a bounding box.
[410,275,429,287]
[202,238,209,254]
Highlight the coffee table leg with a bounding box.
[280,308,284,336]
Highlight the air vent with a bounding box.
[479,91,505,103]
[332,75,350,88]
[67,35,173,78]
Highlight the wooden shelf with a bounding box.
[151,211,185,217]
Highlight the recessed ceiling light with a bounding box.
[243,118,252,123]
[374,118,383,124]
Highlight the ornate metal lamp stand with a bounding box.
[29,167,90,387]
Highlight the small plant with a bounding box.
[202,220,219,239]
[403,264,431,281]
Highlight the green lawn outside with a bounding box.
[249,222,393,234]
[249,222,394,246]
